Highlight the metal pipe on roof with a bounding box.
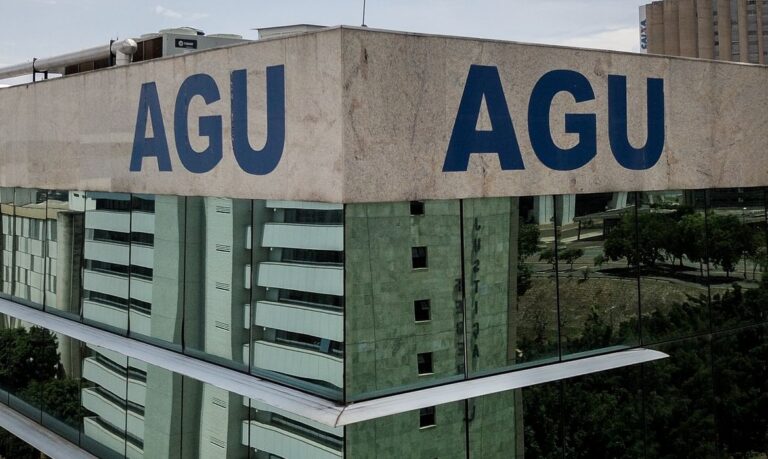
[0,38,138,82]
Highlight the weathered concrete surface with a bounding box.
[340,28,768,202]
[1,26,768,203]
[0,28,344,202]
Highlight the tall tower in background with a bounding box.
[641,0,768,63]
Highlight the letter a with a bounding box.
[130,82,172,172]
[443,65,524,172]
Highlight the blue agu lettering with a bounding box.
[528,69,596,171]
[442,65,524,172]
[174,73,223,173]
[130,65,286,175]
[443,66,666,173]
[130,83,172,172]
[608,74,665,170]
[231,66,286,175]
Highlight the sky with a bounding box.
[0,0,647,78]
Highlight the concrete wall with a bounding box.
[0,29,344,202]
[339,28,768,202]
[1,27,768,203]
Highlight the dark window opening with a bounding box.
[412,247,428,269]
[417,352,433,375]
[419,406,436,428]
[94,198,131,212]
[410,201,425,216]
[282,248,343,265]
[414,299,431,322]
[279,289,343,310]
[132,195,156,213]
[283,208,343,225]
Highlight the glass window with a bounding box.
[411,246,428,269]
[43,190,85,320]
[345,200,462,401]
[644,337,716,458]
[638,190,710,344]
[556,192,640,358]
[419,406,436,428]
[130,194,185,350]
[712,324,768,456]
[82,192,131,334]
[706,188,768,330]
[184,197,251,371]
[417,352,433,375]
[80,345,128,459]
[414,299,431,322]
[466,196,560,374]
[345,401,467,458]
[12,188,47,309]
[410,201,425,216]
[250,200,345,400]
[0,187,14,299]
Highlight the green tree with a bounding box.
[0,327,60,392]
[518,223,541,260]
[707,213,757,277]
[539,247,556,271]
[559,247,584,271]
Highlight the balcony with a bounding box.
[83,270,128,298]
[84,240,129,265]
[254,301,342,342]
[83,417,144,459]
[257,262,342,296]
[82,357,146,406]
[262,223,343,251]
[82,387,144,439]
[82,300,127,331]
[249,341,342,388]
[242,420,341,459]
[85,211,130,233]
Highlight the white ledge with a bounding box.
[0,403,97,459]
[0,298,667,429]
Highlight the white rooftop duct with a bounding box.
[0,38,137,82]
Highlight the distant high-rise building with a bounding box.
[640,0,768,63]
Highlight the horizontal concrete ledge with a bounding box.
[0,402,97,459]
[0,298,344,427]
[334,348,668,426]
[0,299,667,429]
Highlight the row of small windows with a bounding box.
[281,248,343,265]
[90,229,154,246]
[85,260,153,279]
[282,208,342,225]
[84,290,152,313]
[94,196,155,213]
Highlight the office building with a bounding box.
[640,0,768,63]
[0,25,765,458]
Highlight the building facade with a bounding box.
[0,26,766,458]
[641,0,768,63]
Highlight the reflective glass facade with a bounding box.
[0,187,766,457]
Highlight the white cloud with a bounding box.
[154,5,208,21]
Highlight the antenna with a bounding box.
[362,0,368,27]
